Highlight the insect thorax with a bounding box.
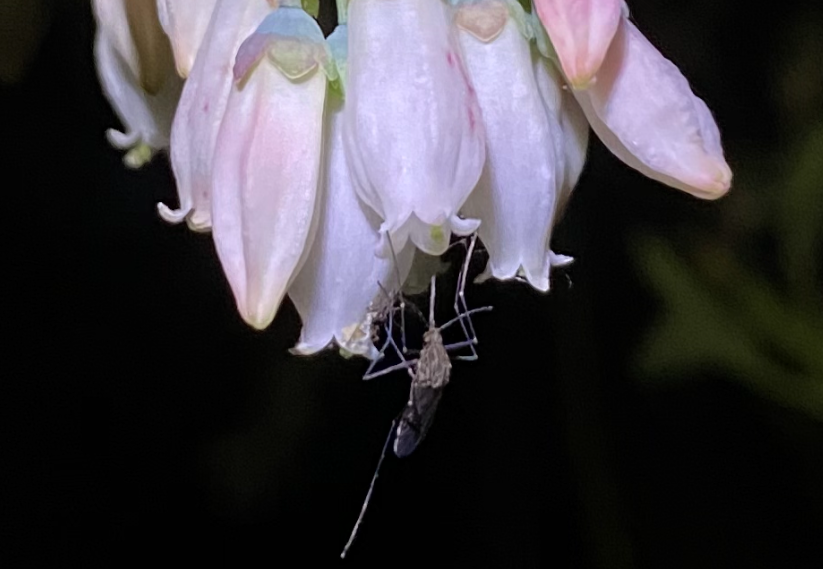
[414,328,452,389]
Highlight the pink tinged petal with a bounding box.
[533,0,621,89]
[458,8,561,292]
[344,0,486,256]
[156,0,219,78]
[290,92,414,359]
[211,10,326,330]
[158,0,274,229]
[575,19,732,199]
[92,0,182,166]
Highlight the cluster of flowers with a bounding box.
[93,0,732,359]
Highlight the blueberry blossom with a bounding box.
[91,0,733,339]
[211,1,334,330]
[92,0,182,167]
[157,0,277,231]
[343,0,486,256]
[456,0,578,291]
[568,14,732,198]
[289,24,415,358]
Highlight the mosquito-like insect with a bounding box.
[340,234,491,559]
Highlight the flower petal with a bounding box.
[533,0,621,88]
[533,56,589,216]
[344,0,486,256]
[158,0,274,230]
[211,7,326,330]
[290,85,414,359]
[92,0,181,167]
[574,18,732,198]
[458,5,562,292]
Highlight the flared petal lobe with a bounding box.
[211,7,327,330]
[156,0,219,77]
[533,0,621,88]
[344,0,486,256]
[92,0,181,166]
[574,18,732,198]
[158,0,275,230]
[458,3,562,292]
[290,78,414,358]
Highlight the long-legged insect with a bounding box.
[340,235,491,559]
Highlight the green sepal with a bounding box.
[301,0,320,18]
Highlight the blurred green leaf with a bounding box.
[775,123,823,304]
[633,235,823,421]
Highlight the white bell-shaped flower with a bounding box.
[211,4,331,330]
[92,0,182,167]
[157,0,275,231]
[457,0,565,291]
[344,0,486,256]
[156,0,220,78]
[290,27,414,358]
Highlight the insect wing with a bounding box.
[393,384,444,458]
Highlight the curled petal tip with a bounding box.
[451,215,481,236]
[156,201,190,224]
[289,341,324,356]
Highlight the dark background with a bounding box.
[3,0,822,566]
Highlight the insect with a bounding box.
[340,234,491,558]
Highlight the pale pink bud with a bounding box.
[211,6,329,330]
[533,0,622,89]
[158,0,274,231]
[574,18,732,199]
[344,0,486,256]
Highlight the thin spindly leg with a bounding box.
[340,418,397,559]
[450,235,480,360]
[363,301,406,380]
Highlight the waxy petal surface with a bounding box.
[575,19,732,198]
[159,0,274,230]
[290,87,414,358]
[459,8,562,291]
[211,8,326,330]
[344,0,486,256]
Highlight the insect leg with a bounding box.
[450,234,480,360]
[340,418,397,559]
